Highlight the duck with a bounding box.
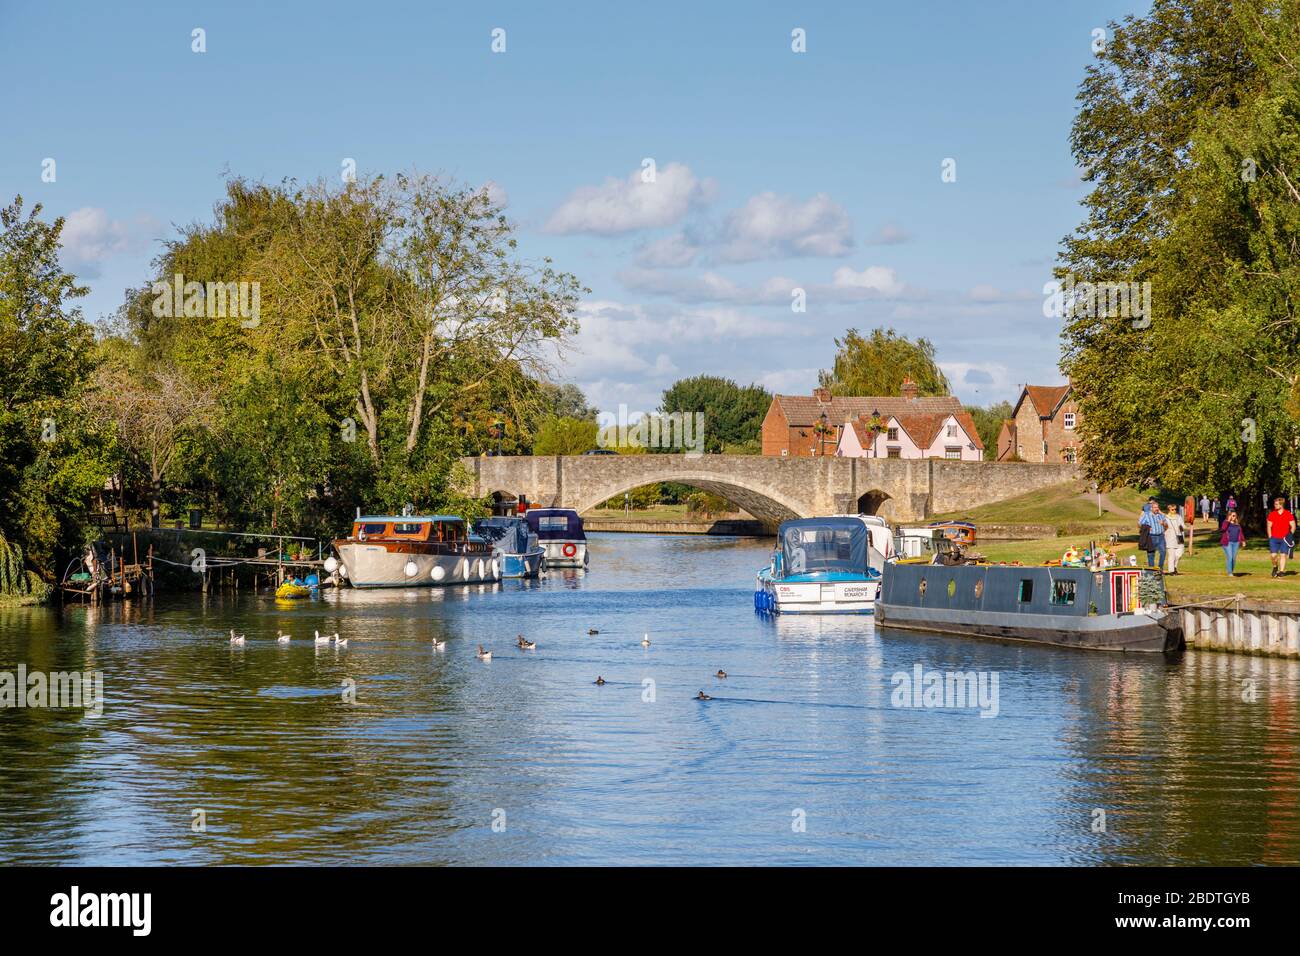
[594,676,606,685]
[517,635,537,650]
[277,631,291,644]
[696,690,711,701]
[476,645,493,661]
[229,630,246,646]
[587,628,599,635]
[641,634,651,648]
[334,633,347,648]
[714,670,727,679]
[314,630,330,646]
[432,639,447,652]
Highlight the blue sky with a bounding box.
[0,0,1144,413]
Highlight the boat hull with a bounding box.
[500,548,545,579]
[876,602,1182,653]
[541,539,587,568]
[336,543,499,589]
[756,573,878,614]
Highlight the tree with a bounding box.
[965,401,1014,460]
[542,382,597,421]
[659,375,770,454]
[818,328,950,397]
[0,196,109,578]
[1059,0,1300,526]
[532,416,598,455]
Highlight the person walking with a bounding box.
[1200,495,1210,521]
[1164,503,1185,573]
[1266,496,1296,578]
[1139,499,1167,569]
[1221,510,1245,576]
[1227,494,1237,514]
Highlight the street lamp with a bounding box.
[815,410,831,456]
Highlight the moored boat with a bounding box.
[929,519,977,547]
[876,563,1185,654]
[331,515,499,588]
[472,516,545,578]
[755,515,891,614]
[524,508,588,568]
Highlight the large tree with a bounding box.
[659,375,770,453]
[1059,0,1300,526]
[818,328,950,397]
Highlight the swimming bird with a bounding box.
[641,634,651,647]
[714,670,727,679]
[334,633,347,648]
[476,645,493,661]
[314,630,330,646]
[594,676,606,685]
[587,628,599,635]
[696,690,711,701]
[229,630,245,646]
[277,631,290,644]
[432,639,447,652]
[517,635,536,650]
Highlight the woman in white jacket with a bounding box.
[1164,504,1185,573]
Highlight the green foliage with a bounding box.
[964,401,1014,460]
[684,490,732,516]
[1060,0,1300,528]
[532,416,598,456]
[659,375,770,453]
[818,328,950,397]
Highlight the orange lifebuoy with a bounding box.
[562,543,577,558]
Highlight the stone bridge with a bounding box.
[459,455,1079,527]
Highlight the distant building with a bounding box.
[761,379,982,460]
[998,383,1081,463]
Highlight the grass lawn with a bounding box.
[976,530,1300,602]
[930,480,1154,533]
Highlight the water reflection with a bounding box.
[1,533,1297,865]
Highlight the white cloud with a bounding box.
[480,180,509,209]
[544,162,715,236]
[718,191,852,262]
[634,232,699,268]
[830,265,904,297]
[59,207,158,277]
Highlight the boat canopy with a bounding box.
[473,516,533,554]
[779,517,871,576]
[525,508,586,541]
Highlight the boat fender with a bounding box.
[431,565,446,582]
[404,560,418,578]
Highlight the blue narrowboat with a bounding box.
[472,516,546,578]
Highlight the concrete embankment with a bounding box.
[584,517,768,536]
[1173,595,1300,659]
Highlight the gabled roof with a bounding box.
[1016,384,1071,419]
[847,410,985,451]
[772,393,965,427]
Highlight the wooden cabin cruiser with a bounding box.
[876,563,1185,654]
[472,516,545,578]
[929,520,977,547]
[755,515,892,614]
[524,508,588,568]
[331,515,498,588]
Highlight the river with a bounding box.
[1,533,1297,865]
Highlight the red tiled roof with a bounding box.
[773,392,965,428]
[847,410,984,451]
[1021,384,1071,419]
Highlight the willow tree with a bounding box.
[818,327,950,397]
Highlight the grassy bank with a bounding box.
[931,481,1151,535]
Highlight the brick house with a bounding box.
[997,383,1081,463]
[761,380,982,459]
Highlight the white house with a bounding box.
[835,410,984,461]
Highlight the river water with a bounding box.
[1,533,1297,865]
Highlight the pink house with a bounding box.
[836,409,984,461]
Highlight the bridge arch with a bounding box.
[572,472,806,526]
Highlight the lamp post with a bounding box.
[815,410,831,456]
[490,410,505,457]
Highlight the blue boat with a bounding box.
[472,516,545,579]
[755,515,891,615]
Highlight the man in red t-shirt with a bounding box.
[1266,497,1296,577]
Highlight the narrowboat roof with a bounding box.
[524,508,580,516]
[356,515,465,524]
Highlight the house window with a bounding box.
[1018,579,1034,603]
[946,424,957,438]
[886,446,901,459]
[887,427,898,441]
[1063,412,1076,430]
[1042,441,1048,457]
[944,446,962,459]
[781,448,789,457]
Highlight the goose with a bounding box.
[517,636,536,650]
[476,645,493,661]
[696,690,712,701]
[314,630,330,646]
[277,631,291,644]
[432,639,447,652]
[587,628,599,635]
[641,634,651,648]
[334,633,347,648]
[593,676,606,685]
[714,670,727,679]
[229,630,246,646]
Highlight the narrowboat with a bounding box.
[330,515,499,588]
[755,515,892,614]
[472,516,545,578]
[876,563,1185,654]
[524,508,588,568]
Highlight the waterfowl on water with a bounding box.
[314,630,330,645]
[714,670,727,679]
[277,631,291,644]
[696,691,711,701]
[334,633,347,648]
[641,634,651,647]
[229,630,245,646]
[517,635,537,650]
[594,676,606,685]
[476,645,493,661]
[432,639,447,652]
[587,628,599,635]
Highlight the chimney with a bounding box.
[813,387,831,404]
[900,377,919,400]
